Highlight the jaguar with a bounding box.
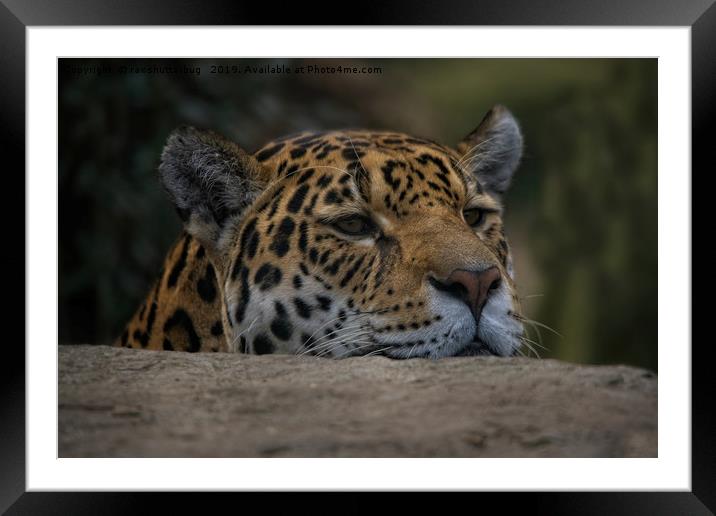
[115,104,527,359]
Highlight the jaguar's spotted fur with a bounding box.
[116,105,525,358]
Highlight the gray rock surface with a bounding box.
[59,345,657,457]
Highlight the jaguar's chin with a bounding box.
[453,339,500,357]
[377,336,502,360]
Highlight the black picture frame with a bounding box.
[2,1,709,513]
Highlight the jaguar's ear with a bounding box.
[456,105,523,196]
[159,126,268,256]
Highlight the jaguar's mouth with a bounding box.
[453,338,499,357]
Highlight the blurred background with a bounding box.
[59,58,657,371]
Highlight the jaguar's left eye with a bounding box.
[463,208,486,227]
[332,216,376,236]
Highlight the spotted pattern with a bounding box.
[116,122,524,358]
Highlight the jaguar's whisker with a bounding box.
[456,136,499,167]
[299,327,372,357]
[519,338,541,359]
[298,312,373,351]
[314,334,373,358]
[308,328,373,356]
[406,341,419,360]
[336,340,383,358]
[512,315,563,338]
[320,337,375,359]
[362,346,394,358]
[230,316,259,353]
[303,322,369,348]
[311,325,370,349]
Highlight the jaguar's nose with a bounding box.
[429,267,502,322]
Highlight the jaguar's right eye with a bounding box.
[331,215,376,237]
[463,208,486,228]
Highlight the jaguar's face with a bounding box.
[160,105,525,358]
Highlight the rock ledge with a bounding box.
[59,345,657,457]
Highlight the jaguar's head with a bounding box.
[159,105,525,358]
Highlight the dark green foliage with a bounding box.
[528,61,657,370]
